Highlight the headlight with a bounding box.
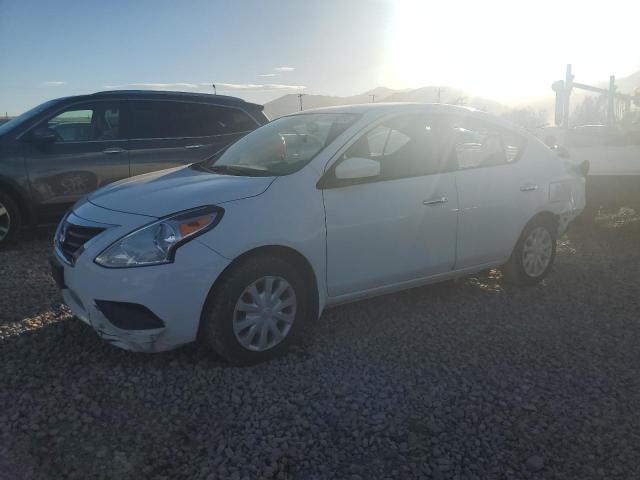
[95,205,223,268]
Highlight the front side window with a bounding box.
[341,113,444,180]
[201,113,359,176]
[45,103,120,142]
[446,117,525,170]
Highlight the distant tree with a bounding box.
[501,107,548,130]
[572,95,607,126]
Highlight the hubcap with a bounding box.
[232,276,296,352]
[522,226,553,278]
[0,201,10,242]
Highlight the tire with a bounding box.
[200,255,311,365]
[503,216,557,286]
[0,191,21,250]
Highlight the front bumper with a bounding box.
[52,206,231,352]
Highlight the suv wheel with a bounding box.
[0,191,21,250]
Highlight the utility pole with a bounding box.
[436,88,441,103]
[297,93,306,111]
[369,94,376,103]
[212,84,217,95]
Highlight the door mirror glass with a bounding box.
[30,127,57,144]
[335,156,380,180]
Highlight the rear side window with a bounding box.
[45,103,120,142]
[445,117,526,170]
[127,101,257,139]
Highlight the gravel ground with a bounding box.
[1,211,640,480]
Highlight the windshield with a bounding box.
[202,113,359,176]
[0,99,60,136]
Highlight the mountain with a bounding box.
[615,70,640,95]
[264,86,509,119]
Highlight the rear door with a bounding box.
[23,101,128,218]
[443,115,531,268]
[126,100,259,176]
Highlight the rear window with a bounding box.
[127,101,258,139]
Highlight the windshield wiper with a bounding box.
[205,164,272,177]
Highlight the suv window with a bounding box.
[342,113,444,180]
[46,103,120,142]
[128,101,257,139]
[446,117,525,170]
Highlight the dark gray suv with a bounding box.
[0,90,268,248]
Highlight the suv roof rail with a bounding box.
[90,90,247,103]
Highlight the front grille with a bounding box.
[58,221,106,264]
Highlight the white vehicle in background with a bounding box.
[539,117,640,218]
[51,104,586,364]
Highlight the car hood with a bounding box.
[88,165,275,217]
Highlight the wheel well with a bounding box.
[529,211,560,231]
[0,178,33,225]
[213,245,320,319]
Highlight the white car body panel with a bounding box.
[54,103,586,353]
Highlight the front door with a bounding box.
[323,113,459,297]
[23,101,129,218]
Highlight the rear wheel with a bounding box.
[200,255,311,365]
[503,217,556,286]
[0,191,21,250]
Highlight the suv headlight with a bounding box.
[95,205,223,268]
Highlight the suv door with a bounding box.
[443,115,530,268]
[322,113,459,297]
[22,101,128,218]
[126,100,259,176]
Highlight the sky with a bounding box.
[1,0,639,115]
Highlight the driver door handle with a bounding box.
[423,196,448,206]
[520,184,539,192]
[185,144,204,149]
[102,148,126,155]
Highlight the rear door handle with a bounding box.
[102,148,126,155]
[423,196,448,205]
[185,144,204,150]
[520,184,539,192]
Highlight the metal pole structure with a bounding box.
[436,88,441,103]
[607,75,616,127]
[563,64,573,136]
[297,93,306,111]
[369,94,376,103]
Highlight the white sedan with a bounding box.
[51,104,586,364]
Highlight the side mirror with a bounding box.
[30,127,57,144]
[335,156,380,180]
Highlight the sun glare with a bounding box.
[384,0,640,102]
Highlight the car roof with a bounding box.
[296,103,527,134]
[57,90,263,110]
[298,102,477,116]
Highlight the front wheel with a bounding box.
[200,255,311,365]
[503,217,557,286]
